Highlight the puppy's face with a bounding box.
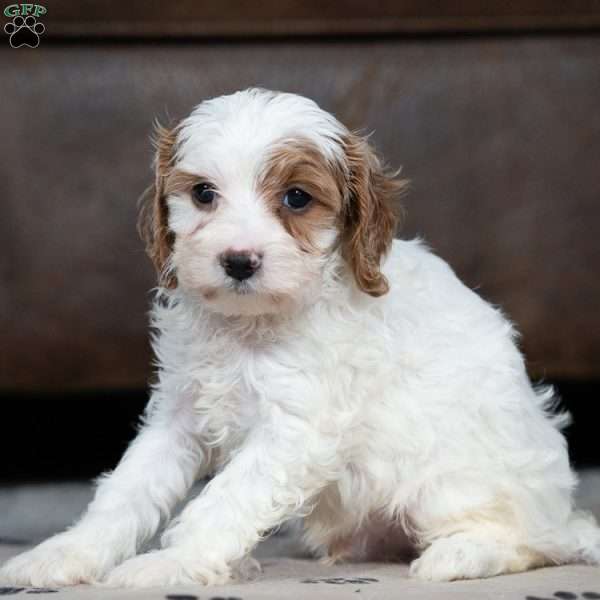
[141,89,404,316]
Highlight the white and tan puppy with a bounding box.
[2,88,599,587]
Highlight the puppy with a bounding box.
[2,88,599,588]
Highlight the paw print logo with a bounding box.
[4,15,44,48]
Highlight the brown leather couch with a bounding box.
[2,1,599,392]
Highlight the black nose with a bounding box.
[220,252,261,281]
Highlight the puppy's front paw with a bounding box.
[103,550,231,588]
[0,534,108,587]
[409,534,505,582]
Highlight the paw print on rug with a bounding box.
[165,595,242,600]
[4,15,45,48]
[301,576,379,584]
[0,587,58,595]
[526,591,600,600]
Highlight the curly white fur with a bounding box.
[2,88,598,588]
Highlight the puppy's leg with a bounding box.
[104,416,338,587]
[410,497,600,582]
[409,529,545,581]
[406,479,548,581]
[0,397,204,587]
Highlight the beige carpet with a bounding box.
[1,543,600,599]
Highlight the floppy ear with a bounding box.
[138,122,178,288]
[341,133,407,297]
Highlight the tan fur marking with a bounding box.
[163,169,205,198]
[341,134,408,297]
[260,141,343,254]
[138,122,179,288]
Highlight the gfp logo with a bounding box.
[4,4,46,48]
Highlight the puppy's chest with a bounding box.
[188,338,280,442]
[182,314,385,447]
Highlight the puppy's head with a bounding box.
[140,88,405,316]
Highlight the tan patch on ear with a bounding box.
[259,140,343,254]
[341,133,407,297]
[138,122,179,288]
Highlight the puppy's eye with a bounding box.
[191,183,216,206]
[283,188,312,211]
